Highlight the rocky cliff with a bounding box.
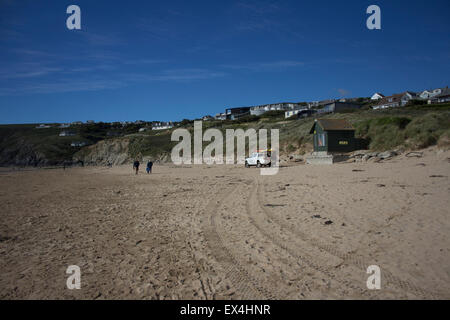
[0,138,49,167]
[73,138,132,166]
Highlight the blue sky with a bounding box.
[0,0,449,124]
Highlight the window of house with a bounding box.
[317,133,326,147]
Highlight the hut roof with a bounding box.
[309,119,354,134]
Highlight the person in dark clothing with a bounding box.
[133,160,140,175]
[146,161,153,174]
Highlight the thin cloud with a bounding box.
[77,31,126,47]
[0,78,125,96]
[123,59,168,65]
[0,68,226,95]
[221,60,304,72]
[66,65,116,73]
[151,69,226,81]
[124,68,227,82]
[0,51,168,81]
[12,49,57,58]
[236,0,281,16]
[0,64,61,79]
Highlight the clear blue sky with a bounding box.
[0,0,449,124]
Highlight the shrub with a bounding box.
[354,116,412,150]
[404,113,449,149]
[437,129,450,150]
[261,110,285,118]
[286,144,296,152]
[373,117,411,129]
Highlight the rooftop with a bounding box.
[310,119,355,133]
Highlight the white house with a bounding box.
[152,122,174,130]
[428,87,450,104]
[215,113,226,120]
[371,93,385,100]
[307,99,335,108]
[420,87,447,100]
[59,130,76,137]
[71,142,87,147]
[285,108,308,119]
[372,92,417,110]
[202,115,214,121]
[250,102,303,116]
[36,124,51,129]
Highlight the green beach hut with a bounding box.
[309,119,356,153]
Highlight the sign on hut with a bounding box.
[309,119,356,153]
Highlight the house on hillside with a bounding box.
[285,108,307,119]
[225,107,251,120]
[36,124,51,129]
[286,109,316,119]
[152,122,174,130]
[371,93,385,100]
[317,101,361,114]
[215,113,226,120]
[429,87,450,104]
[71,142,87,147]
[202,115,214,121]
[59,130,76,137]
[120,121,133,127]
[308,99,336,109]
[372,93,402,109]
[372,92,417,110]
[59,123,71,128]
[419,87,447,100]
[250,102,303,116]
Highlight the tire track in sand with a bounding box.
[255,176,444,299]
[201,181,277,300]
[245,176,378,299]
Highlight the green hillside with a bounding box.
[0,103,449,166]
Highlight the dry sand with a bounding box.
[0,147,449,299]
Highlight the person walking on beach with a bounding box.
[133,160,140,175]
[146,160,153,174]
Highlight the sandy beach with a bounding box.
[0,147,449,299]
